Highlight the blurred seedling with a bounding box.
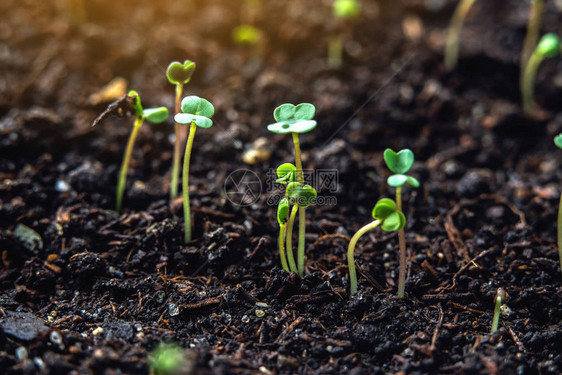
[268,103,317,276]
[521,33,560,113]
[347,198,405,295]
[520,0,543,77]
[92,90,169,213]
[444,0,477,70]
[554,134,562,276]
[330,0,361,68]
[166,60,196,201]
[276,163,297,273]
[384,148,420,298]
[490,287,506,334]
[149,343,188,375]
[174,96,215,243]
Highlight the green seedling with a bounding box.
[347,198,406,295]
[521,0,544,75]
[166,60,196,201]
[149,343,188,375]
[444,0,477,70]
[330,0,361,68]
[94,90,169,213]
[175,96,215,243]
[521,33,560,113]
[384,148,419,298]
[554,134,562,276]
[276,163,297,273]
[268,103,317,276]
[490,287,506,334]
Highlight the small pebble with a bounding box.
[15,346,28,361]
[241,315,250,323]
[168,304,180,317]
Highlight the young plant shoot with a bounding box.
[233,25,264,60]
[347,198,406,295]
[521,33,560,113]
[108,91,169,213]
[520,0,544,75]
[444,0,477,70]
[174,96,215,243]
[268,103,317,276]
[330,0,361,68]
[554,134,562,276]
[384,148,420,298]
[491,287,506,334]
[166,60,196,201]
[276,163,298,273]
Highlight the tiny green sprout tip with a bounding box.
[149,343,187,375]
[113,91,168,213]
[491,287,507,334]
[555,134,562,149]
[333,0,361,20]
[536,33,561,58]
[175,95,215,243]
[347,198,406,295]
[267,103,317,134]
[166,60,196,85]
[233,25,262,45]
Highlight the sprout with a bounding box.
[521,33,560,112]
[347,198,406,295]
[149,343,188,375]
[444,0,477,71]
[175,96,215,243]
[491,287,507,334]
[554,134,562,276]
[166,60,196,201]
[384,148,420,298]
[329,0,362,68]
[520,0,544,78]
[93,90,169,213]
[276,163,297,273]
[268,103,317,276]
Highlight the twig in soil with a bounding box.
[311,233,350,247]
[507,326,526,352]
[447,301,484,316]
[181,297,221,312]
[435,247,498,292]
[430,303,444,352]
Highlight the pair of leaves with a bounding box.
[333,0,361,20]
[372,198,406,232]
[128,90,169,124]
[276,163,297,184]
[384,148,420,188]
[166,60,196,85]
[175,96,215,128]
[287,182,317,208]
[536,33,560,59]
[267,103,317,134]
[555,134,562,149]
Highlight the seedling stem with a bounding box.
[278,224,289,272]
[170,83,184,200]
[116,116,143,213]
[445,0,477,70]
[286,205,299,273]
[521,0,543,73]
[396,186,407,298]
[558,189,562,276]
[182,122,197,243]
[348,220,381,295]
[491,287,506,334]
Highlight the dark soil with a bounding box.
[1,0,561,374]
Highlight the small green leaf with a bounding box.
[143,107,169,124]
[166,60,196,85]
[128,90,143,118]
[268,103,317,134]
[276,163,296,184]
[174,114,213,128]
[406,176,420,188]
[387,174,420,188]
[333,0,361,20]
[555,134,562,149]
[381,211,406,232]
[286,182,317,208]
[233,25,262,45]
[384,148,415,174]
[536,33,560,58]
[277,198,289,226]
[294,103,316,121]
[372,198,397,220]
[274,104,297,123]
[181,96,215,118]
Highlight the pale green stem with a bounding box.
[491,294,503,333]
[347,220,381,295]
[182,122,197,243]
[297,207,306,277]
[285,205,299,273]
[170,83,184,201]
[396,186,407,298]
[521,0,543,75]
[521,50,544,112]
[557,192,562,276]
[292,133,303,184]
[116,116,143,213]
[445,0,477,70]
[278,224,290,272]
[328,34,343,69]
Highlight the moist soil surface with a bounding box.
[1,0,561,374]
